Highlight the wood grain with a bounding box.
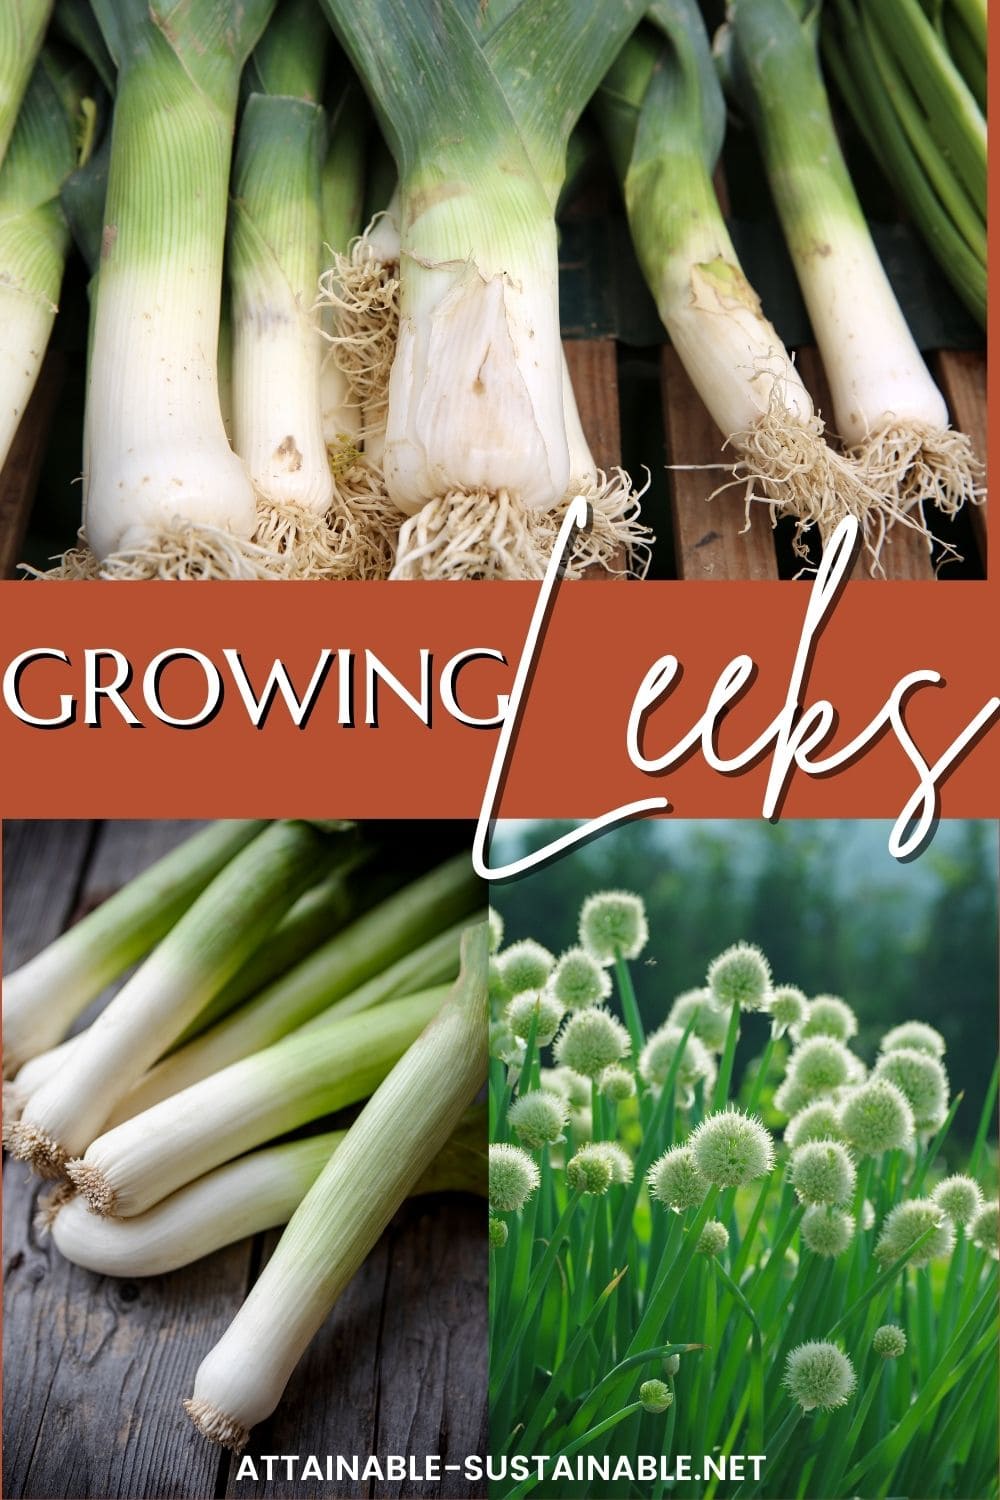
[660,348,779,581]
[0,353,66,581]
[3,822,487,1500]
[934,348,987,569]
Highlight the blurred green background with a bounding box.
[492,820,997,1161]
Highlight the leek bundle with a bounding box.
[0,48,92,476]
[229,0,338,573]
[596,2,893,559]
[2,820,264,1079]
[0,0,52,170]
[43,1107,486,1277]
[67,985,449,1217]
[822,0,986,327]
[75,0,276,578]
[185,926,487,1450]
[721,0,982,531]
[319,0,650,579]
[8,819,346,1175]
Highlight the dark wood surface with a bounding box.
[2,821,487,1500]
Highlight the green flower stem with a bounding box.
[827,1221,939,1340]
[613,950,648,1131]
[969,1057,998,1177]
[502,1402,644,1500]
[713,1003,741,1111]
[649,1375,677,1500]
[744,1032,777,1117]
[732,1404,801,1500]
[490,1188,584,1402]
[513,1269,630,1457]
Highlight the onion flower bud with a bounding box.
[566,1144,614,1195]
[554,1007,631,1078]
[879,1020,946,1058]
[839,1078,915,1156]
[697,1219,730,1257]
[690,1107,775,1187]
[488,908,504,954]
[578,891,649,963]
[796,995,858,1043]
[489,1143,540,1214]
[787,1036,856,1097]
[932,1174,983,1227]
[506,991,564,1047]
[639,1379,673,1413]
[875,1198,955,1268]
[784,1341,856,1411]
[667,989,730,1051]
[489,1216,508,1249]
[706,942,772,1011]
[875,1047,949,1131]
[592,1141,634,1185]
[639,1024,716,1099]
[648,1145,708,1212]
[801,1205,855,1258]
[500,939,555,996]
[599,1065,636,1102]
[508,1090,568,1150]
[970,1200,999,1259]
[767,985,808,1038]
[873,1324,906,1359]
[789,1139,856,1206]
[785,1102,845,1149]
[549,947,611,1009]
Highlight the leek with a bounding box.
[596,3,895,557]
[9,820,343,1175]
[229,0,337,573]
[0,0,52,170]
[78,0,277,578]
[185,926,487,1449]
[2,853,374,1120]
[67,986,449,1218]
[822,0,986,325]
[104,911,475,1125]
[0,48,92,477]
[43,1107,486,1278]
[2,819,264,1079]
[722,0,982,527]
[320,0,648,579]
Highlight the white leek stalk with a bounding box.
[2,819,264,1079]
[67,986,448,1219]
[79,0,276,577]
[723,0,982,525]
[0,0,52,170]
[2,852,373,1123]
[318,84,365,461]
[43,1108,486,1277]
[9,820,339,1175]
[185,926,487,1449]
[107,914,473,1126]
[229,0,335,572]
[321,0,647,579]
[596,2,888,556]
[0,50,89,476]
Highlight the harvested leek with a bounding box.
[0,48,92,476]
[67,986,448,1218]
[0,0,52,169]
[229,0,336,572]
[9,819,344,1175]
[597,2,891,557]
[320,0,649,579]
[42,1107,486,1277]
[185,926,487,1449]
[2,819,264,1079]
[76,0,276,577]
[721,0,982,531]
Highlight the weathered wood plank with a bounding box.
[660,348,779,581]
[934,348,987,567]
[563,340,621,475]
[2,821,95,973]
[0,352,67,581]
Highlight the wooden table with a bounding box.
[2,820,487,1500]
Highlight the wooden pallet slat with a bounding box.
[935,348,988,566]
[660,348,780,581]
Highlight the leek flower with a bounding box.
[875,1198,955,1268]
[784,1341,856,1411]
